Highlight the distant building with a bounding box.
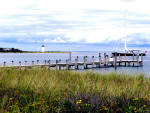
[41,45,45,52]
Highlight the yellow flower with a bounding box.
[9,98,13,101]
[143,105,146,107]
[102,106,108,110]
[76,99,82,104]
[133,98,139,101]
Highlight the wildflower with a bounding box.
[143,105,147,108]
[76,99,82,104]
[102,106,108,111]
[9,98,13,101]
[36,102,41,105]
[133,98,139,101]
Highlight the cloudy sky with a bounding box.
[0,0,150,51]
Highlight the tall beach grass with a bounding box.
[0,68,150,112]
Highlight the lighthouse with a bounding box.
[41,45,45,52]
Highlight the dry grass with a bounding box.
[0,68,150,112]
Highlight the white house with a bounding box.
[41,45,45,52]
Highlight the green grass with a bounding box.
[0,68,150,112]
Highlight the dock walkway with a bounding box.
[1,52,145,70]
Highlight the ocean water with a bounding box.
[0,50,150,77]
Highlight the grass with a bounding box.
[0,68,150,112]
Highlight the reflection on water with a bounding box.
[0,51,150,77]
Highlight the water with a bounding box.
[0,51,150,77]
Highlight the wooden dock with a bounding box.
[1,52,146,70]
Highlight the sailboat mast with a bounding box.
[124,39,128,52]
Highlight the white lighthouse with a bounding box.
[41,45,45,52]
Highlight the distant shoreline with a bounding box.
[0,47,71,53]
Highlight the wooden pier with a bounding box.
[1,52,146,70]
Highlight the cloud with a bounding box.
[126,33,150,44]
[120,0,136,2]
[0,0,150,48]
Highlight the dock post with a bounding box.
[59,59,61,63]
[25,61,27,66]
[3,61,6,67]
[77,56,79,69]
[128,62,130,66]
[141,54,143,66]
[69,52,71,62]
[56,60,59,70]
[19,61,21,68]
[32,61,34,66]
[125,53,127,66]
[84,56,87,69]
[86,56,88,69]
[77,56,79,61]
[37,60,40,67]
[119,54,121,66]
[48,60,51,69]
[48,60,50,65]
[92,56,95,68]
[137,53,139,66]
[132,54,135,67]
[75,56,79,69]
[99,53,101,68]
[75,59,77,69]
[66,59,69,70]
[104,53,106,66]
[44,60,47,65]
[59,59,61,70]
[113,52,117,69]
[11,61,14,66]
[37,60,39,65]
[106,55,108,67]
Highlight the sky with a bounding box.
[0,0,150,51]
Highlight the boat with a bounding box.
[110,39,146,63]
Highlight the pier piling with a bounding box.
[56,60,59,70]
[84,56,87,69]
[69,52,71,62]
[104,53,106,66]
[92,56,95,68]
[133,54,135,67]
[141,54,143,66]
[19,61,21,66]
[32,61,34,66]
[59,59,61,70]
[66,59,69,70]
[99,53,101,68]
[44,60,47,65]
[25,61,27,65]
[11,61,14,66]
[3,61,6,67]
